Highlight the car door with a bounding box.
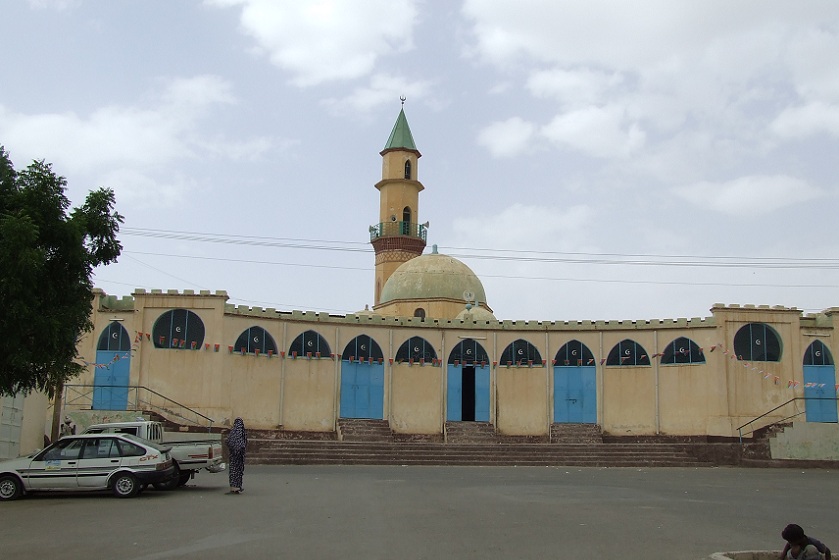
[76,437,122,489]
[25,438,84,490]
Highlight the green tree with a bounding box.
[0,146,123,397]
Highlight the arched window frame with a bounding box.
[395,336,437,363]
[660,337,706,365]
[342,335,384,362]
[404,160,412,179]
[733,323,782,362]
[288,330,331,358]
[606,339,651,366]
[234,326,278,356]
[448,338,490,367]
[554,340,595,366]
[500,339,542,366]
[413,308,426,319]
[97,322,131,351]
[152,309,205,350]
[803,340,834,366]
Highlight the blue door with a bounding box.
[554,366,596,423]
[340,361,384,419]
[446,366,462,421]
[92,351,130,410]
[804,365,838,423]
[447,365,490,422]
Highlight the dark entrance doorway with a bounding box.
[461,366,476,421]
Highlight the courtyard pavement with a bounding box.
[3,465,837,559]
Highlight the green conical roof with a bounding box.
[383,108,418,152]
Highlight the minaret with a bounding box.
[369,101,428,305]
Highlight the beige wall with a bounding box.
[71,293,837,440]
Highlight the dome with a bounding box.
[455,305,497,321]
[379,250,488,306]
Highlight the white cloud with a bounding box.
[453,203,595,251]
[0,75,270,207]
[771,102,839,139]
[672,175,824,216]
[324,73,433,114]
[211,0,419,87]
[527,68,623,108]
[541,105,645,159]
[476,117,536,157]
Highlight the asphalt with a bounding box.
[3,465,837,559]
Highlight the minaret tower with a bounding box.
[369,100,428,305]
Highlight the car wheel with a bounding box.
[177,471,192,487]
[111,473,140,498]
[152,463,180,491]
[0,475,23,501]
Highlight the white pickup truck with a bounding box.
[82,421,225,489]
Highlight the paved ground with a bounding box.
[3,465,837,559]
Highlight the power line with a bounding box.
[121,226,839,270]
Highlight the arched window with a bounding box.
[97,322,131,351]
[395,336,437,362]
[234,326,277,355]
[342,335,384,361]
[804,340,834,366]
[500,339,542,366]
[733,323,781,362]
[606,339,651,366]
[152,309,205,349]
[404,160,412,179]
[448,339,489,365]
[413,308,426,319]
[289,330,331,357]
[660,337,705,365]
[401,207,411,235]
[554,340,594,366]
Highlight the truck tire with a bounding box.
[0,475,23,501]
[112,473,140,498]
[152,463,180,491]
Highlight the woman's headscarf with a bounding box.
[227,417,247,454]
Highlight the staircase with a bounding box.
[247,421,717,467]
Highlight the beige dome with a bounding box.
[379,249,488,306]
[455,305,497,321]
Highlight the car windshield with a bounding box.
[121,433,166,452]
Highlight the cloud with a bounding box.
[323,73,434,114]
[672,175,824,216]
[0,75,270,207]
[770,102,839,139]
[541,105,645,159]
[476,117,536,157]
[210,0,419,87]
[527,68,624,108]
[453,203,595,251]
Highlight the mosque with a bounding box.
[9,107,835,456]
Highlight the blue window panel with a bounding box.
[446,366,462,421]
[474,368,490,422]
[804,365,838,423]
[554,366,596,424]
[92,350,130,410]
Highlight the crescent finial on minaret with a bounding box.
[400,95,406,106]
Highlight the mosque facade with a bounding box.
[71,109,838,440]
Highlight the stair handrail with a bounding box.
[735,396,839,443]
[63,384,215,430]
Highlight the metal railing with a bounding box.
[63,384,215,430]
[369,221,428,242]
[736,396,839,443]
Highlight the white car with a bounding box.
[0,433,176,500]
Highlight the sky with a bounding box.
[2,1,838,322]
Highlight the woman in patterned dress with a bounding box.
[226,417,247,494]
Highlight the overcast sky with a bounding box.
[2,1,838,322]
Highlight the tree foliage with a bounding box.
[0,146,123,397]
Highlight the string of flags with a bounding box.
[86,333,837,396]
